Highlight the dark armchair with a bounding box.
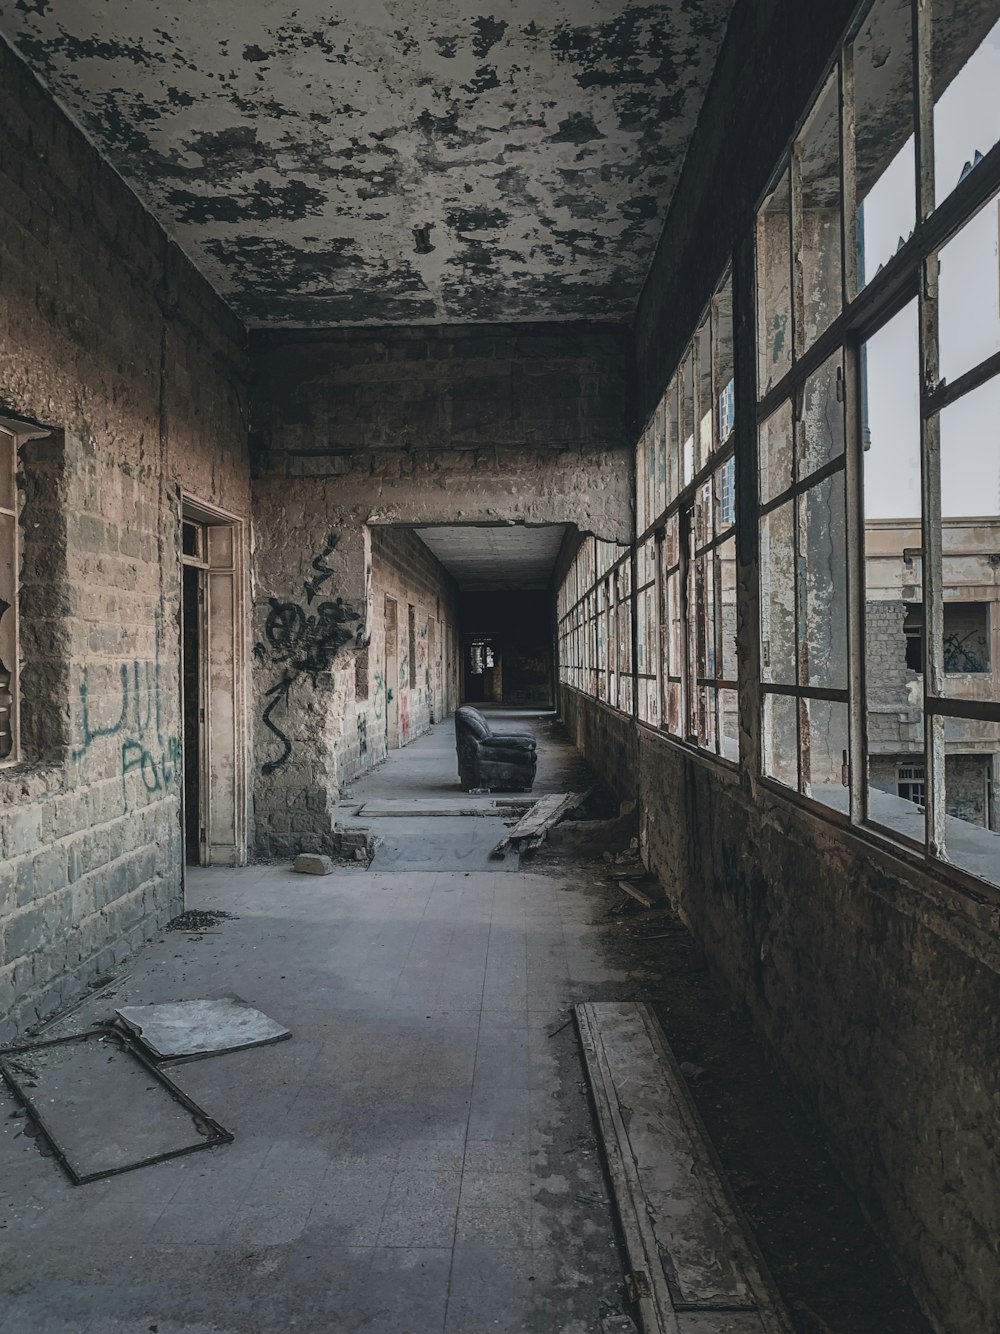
[455,706,538,792]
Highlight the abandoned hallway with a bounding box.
[2,1,1000,1331]
[0,715,930,1332]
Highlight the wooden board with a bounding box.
[490,790,586,857]
[357,798,531,818]
[575,1002,793,1334]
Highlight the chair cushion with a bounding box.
[455,706,492,740]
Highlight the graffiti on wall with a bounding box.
[400,693,411,746]
[254,532,361,776]
[357,713,368,758]
[72,610,181,808]
[373,671,385,721]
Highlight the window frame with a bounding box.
[753,0,1000,878]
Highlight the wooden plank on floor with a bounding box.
[575,1002,793,1334]
[490,791,586,857]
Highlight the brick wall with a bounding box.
[0,38,249,1040]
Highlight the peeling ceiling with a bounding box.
[414,524,568,590]
[0,1,735,327]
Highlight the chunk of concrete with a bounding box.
[293,853,335,876]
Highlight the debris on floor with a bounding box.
[491,790,590,858]
[0,1029,232,1185]
[167,908,238,931]
[114,995,291,1062]
[293,852,336,876]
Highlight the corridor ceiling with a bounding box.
[0,1,734,327]
[413,525,568,591]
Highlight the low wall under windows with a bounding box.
[562,682,1000,1334]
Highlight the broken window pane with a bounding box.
[757,166,793,394]
[760,501,797,686]
[763,693,799,789]
[862,299,926,840]
[797,71,844,350]
[854,0,916,289]
[938,190,1000,385]
[720,689,739,762]
[942,601,991,673]
[932,8,1000,209]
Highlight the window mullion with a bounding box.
[920,246,946,858]
[913,0,934,224]
[844,338,866,824]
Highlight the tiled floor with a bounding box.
[0,715,630,1333]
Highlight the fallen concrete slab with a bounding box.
[576,1001,792,1334]
[115,996,291,1062]
[357,797,534,817]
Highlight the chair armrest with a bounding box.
[483,733,537,749]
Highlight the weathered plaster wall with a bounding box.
[0,40,249,1041]
[249,522,459,860]
[249,328,632,857]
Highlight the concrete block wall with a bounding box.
[0,38,249,1041]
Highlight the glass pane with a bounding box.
[720,688,739,763]
[761,501,796,685]
[941,751,1000,886]
[693,549,716,685]
[932,9,1000,209]
[652,397,668,522]
[798,71,844,349]
[695,686,719,751]
[665,378,681,503]
[717,536,738,684]
[854,0,916,289]
[939,373,1000,704]
[664,569,683,693]
[639,676,660,726]
[757,166,793,394]
[715,457,736,533]
[763,693,799,789]
[715,277,736,445]
[697,316,714,471]
[680,348,696,487]
[862,300,922,519]
[862,299,925,839]
[803,699,851,813]
[938,191,1000,384]
[799,473,849,690]
[759,399,794,505]
[800,351,845,479]
[664,680,682,735]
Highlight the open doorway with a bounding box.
[180,500,246,866]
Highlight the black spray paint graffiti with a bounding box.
[255,533,361,776]
[72,610,181,808]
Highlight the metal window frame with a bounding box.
[754,0,1000,884]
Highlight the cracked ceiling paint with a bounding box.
[0,0,735,326]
